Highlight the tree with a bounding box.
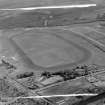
[41,71,51,78]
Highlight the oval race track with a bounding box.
[2,29,92,72]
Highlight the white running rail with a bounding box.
[2,93,98,99]
[0,4,97,10]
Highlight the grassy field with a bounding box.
[12,29,86,68]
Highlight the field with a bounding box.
[12,29,90,68]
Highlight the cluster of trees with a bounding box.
[1,59,16,70]
[41,65,89,81]
[16,72,34,79]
